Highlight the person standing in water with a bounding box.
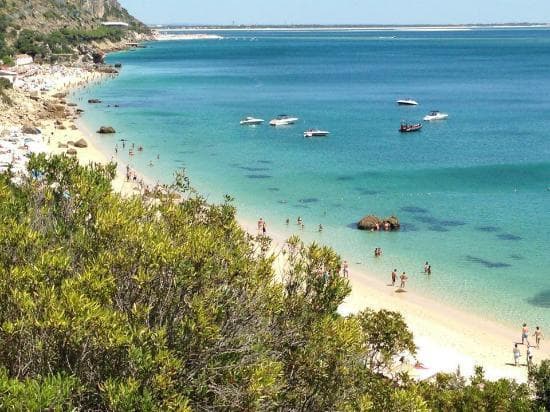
[522,323,530,346]
[424,261,429,273]
[399,272,408,289]
[533,326,544,348]
[391,269,397,287]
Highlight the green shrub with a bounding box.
[0,155,542,410]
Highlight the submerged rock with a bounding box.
[97,126,116,134]
[357,215,400,231]
[88,99,102,104]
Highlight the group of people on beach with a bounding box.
[513,323,544,367]
[390,269,409,289]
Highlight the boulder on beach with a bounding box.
[88,99,102,104]
[67,102,77,107]
[67,148,77,156]
[58,143,68,148]
[22,124,40,135]
[97,126,116,134]
[53,92,67,99]
[76,109,84,114]
[74,138,88,148]
[357,214,400,231]
[92,52,105,64]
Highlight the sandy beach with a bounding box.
[236,217,549,383]
[2,60,547,385]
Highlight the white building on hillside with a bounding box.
[101,21,129,29]
[15,54,33,66]
[0,69,17,84]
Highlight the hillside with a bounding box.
[0,0,147,32]
[0,0,150,63]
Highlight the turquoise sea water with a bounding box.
[75,29,550,330]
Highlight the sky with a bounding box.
[120,0,550,25]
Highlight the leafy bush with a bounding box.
[0,155,545,410]
[14,29,46,57]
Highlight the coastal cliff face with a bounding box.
[0,0,147,32]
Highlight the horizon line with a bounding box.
[146,22,550,28]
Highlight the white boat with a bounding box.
[423,110,449,121]
[304,129,330,138]
[396,99,418,106]
[269,114,299,126]
[240,116,264,125]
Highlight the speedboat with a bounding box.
[240,116,264,125]
[304,129,330,138]
[269,114,299,126]
[399,122,423,133]
[397,99,419,106]
[423,110,449,121]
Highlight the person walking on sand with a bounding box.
[513,343,521,366]
[399,272,408,289]
[257,218,264,234]
[262,221,267,236]
[342,260,349,277]
[522,323,530,346]
[391,269,397,286]
[534,326,544,348]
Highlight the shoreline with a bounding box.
[57,65,550,383]
[3,58,547,384]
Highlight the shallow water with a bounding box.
[76,28,550,330]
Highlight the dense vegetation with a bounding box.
[0,155,548,410]
[0,14,12,62]
[0,0,149,62]
[13,27,123,57]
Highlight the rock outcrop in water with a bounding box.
[357,215,400,231]
[97,126,116,134]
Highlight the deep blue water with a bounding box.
[75,29,550,329]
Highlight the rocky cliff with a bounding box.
[0,0,147,32]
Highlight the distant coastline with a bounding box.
[152,31,223,41]
[150,22,550,32]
